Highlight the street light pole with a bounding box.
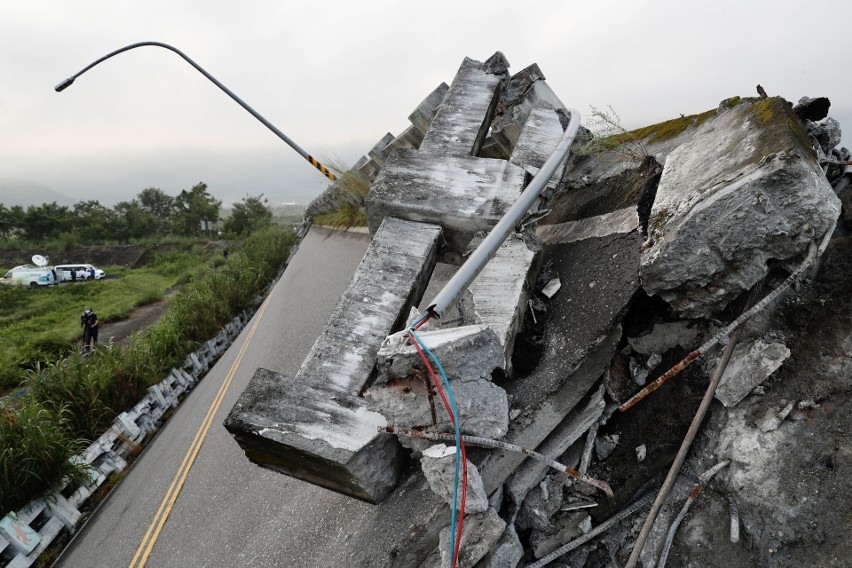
[55,41,337,181]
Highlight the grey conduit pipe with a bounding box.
[426,108,582,319]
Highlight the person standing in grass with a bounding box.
[80,306,99,354]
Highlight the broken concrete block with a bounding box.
[365,376,509,445]
[419,55,508,156]
[530,511,590,559]
[628,321,702,356]
[465,234,540,371]
[793,96,830,122]
[505,385,605,507]
[492,64,567,155]
[477,524,524,568]
[595,433,620,461]
[516,473,567,531]
[438,508,506,568]
[421,444,489,514]
[224,368,402,503]
[367,132,396,167]
[366,149,527,253]
[641,97,841,318]
[715,339,791,407]
[536,207,639,246]
[376,324,503,383]
[297,217,441,394]
[479,231,640,494]
[409,83,450,135]
[509,103,569,191]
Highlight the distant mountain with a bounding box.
[0,179,75,207]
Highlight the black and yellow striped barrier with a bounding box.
[306,155,336,181]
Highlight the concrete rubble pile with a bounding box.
[227,54,851,568]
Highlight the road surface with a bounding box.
[57,227,394,568]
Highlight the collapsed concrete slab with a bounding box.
[225,217,441,503]
[409,83,450,135]
[462,234,540,371]
[366,150,526,253]
[479,230,642,494]
[224,368,400,503]
[418,54,508,156]
[641,97,841,318]
[421,444,489,514]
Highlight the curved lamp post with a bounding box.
[55,41,336,181]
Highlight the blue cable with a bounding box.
[409,328,462,564]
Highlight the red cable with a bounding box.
[407,331,468,568]
[413,311,433,330]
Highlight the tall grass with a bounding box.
[0,399,90,513]
[2,226,295,513]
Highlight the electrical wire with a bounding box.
[408,327,467,568]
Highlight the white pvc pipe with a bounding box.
[427,108,582,318]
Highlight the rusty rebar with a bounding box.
[380,425,614,498]
[620,233,828,413]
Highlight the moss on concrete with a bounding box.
[611,108,717,146]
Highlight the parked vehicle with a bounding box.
[1,265,57,288]
[55,264,106,282]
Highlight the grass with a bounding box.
[313,158,370,230]
[0,249,211,391]
[1,226,296,514]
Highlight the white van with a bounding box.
[1,265,57,287]
[55,264,106,282]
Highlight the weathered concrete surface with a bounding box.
[492,63,566,156]
[641,97,841,317]
[505,385,605,506]
[509,104,568,190]
[463,234,540,371]
[366,376,509,446]
[409,83,450,135]
[715,338,791,407]
[421,444,489,514]
[366,150,526,253]
[626,320,702,356]
[297,217,441,394]
[224,368,401,503]
[226,217,440,503]
[436,508,506,568]
[537,207,639,246]
[477,524,524,568]
[479,230,641,493]
[376,324,503,383]
[418,54,508,156]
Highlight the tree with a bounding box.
[114,200,160,242]
[172,182,221,236]
[72,200,121,243]
[224,194,273,236]
[0,205,24,240]
[21,202,74,242]
[138,187,175,234]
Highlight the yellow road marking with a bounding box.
[128,300,270,568]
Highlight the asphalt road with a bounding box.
[56,227,391,568]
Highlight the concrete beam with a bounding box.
[418,56,507,156]
[366,149,526,253]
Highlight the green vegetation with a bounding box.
[613,108,716,145]
[313,159,370,230]
[0,225,296,513]
[0,249,210,390]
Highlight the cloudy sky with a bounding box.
[1,1,849,208]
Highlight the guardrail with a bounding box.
[0,310,253,568]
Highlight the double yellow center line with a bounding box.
[128,300,270,568]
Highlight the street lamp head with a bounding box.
[54,77,75,92]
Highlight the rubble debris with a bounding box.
[805,117,842,155]
[516,474,568,532]
[715,338,791,407]
[728,495,741,544]
[627,321,700,356]
[478,524,524,568]
[540,277,561,298]
[376,324,503,383]
[758,400,795,433]
[527,491,656,568]
[793,96,831,122]
[621,230,832,412]
[641,97,840,318]
[530,510,591,559]
[421,444,489,514]
[657,460,731,568]
[536,207,639,246]
[595,433,620,461]
[635,444,647,463]
[382,426,613,498]
[436,508,506,568]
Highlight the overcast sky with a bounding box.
[1,1,849,208]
